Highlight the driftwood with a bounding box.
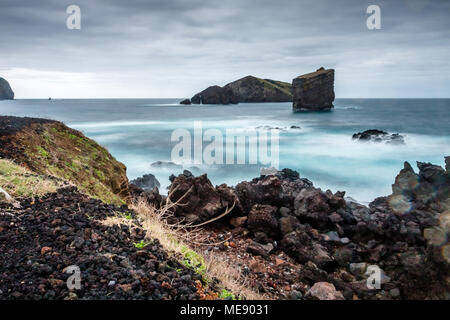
[0,187,21,208]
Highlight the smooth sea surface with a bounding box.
[0,98,449,203]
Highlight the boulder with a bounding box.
[280,226,332,267]
[167,173,240,223]
[229,216,247,228]
[292,68,334,111]
[129,184,162,209]
[235,172,311,213]
[306,282,344,300]
[130,173,160,190]
[247,204,279,237]
[0,77,14,100]
[293,188,346,226]
[246,241,274,257]
[389,158,450,213]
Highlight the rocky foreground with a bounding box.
[150,158,450,300]
[0,116,130,205]
[0,115,449,300]
[0,187,202,300]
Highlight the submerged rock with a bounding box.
[292,67,335,112]
[150,161,183,170]
[179,99,191,105]
[352,129,405,144]
[0,77,14,100]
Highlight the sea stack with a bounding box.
[292,67,334,111]
[0,77,14,100]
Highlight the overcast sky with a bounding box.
[0,0,449,98]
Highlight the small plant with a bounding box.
[219,289,237,300]
[180,245,207,279]
[133,240,151,249]
[36,146,49,158]
[121,212,133,220]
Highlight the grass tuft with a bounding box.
[0,159,68,200]
[131,189,267,300]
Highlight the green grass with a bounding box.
[19,123,128,205]
[133,240,152,249]
[0,159,64,199]
[180,245,207,280]
[36,146,49,158]
[219,289,238,300]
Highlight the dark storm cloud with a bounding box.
[0,0,449,97]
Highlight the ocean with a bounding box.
[0,98,449,203]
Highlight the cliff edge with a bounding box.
[0,116,130,205]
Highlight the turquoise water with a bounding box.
[0,98,449,203]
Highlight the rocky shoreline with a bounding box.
[0,115,449,300]
[154,159,449,299]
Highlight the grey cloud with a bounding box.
[0,0,449,97]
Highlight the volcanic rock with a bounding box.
[0,187,201,300]
[352,129,405,144]
[186,75,293,105]
[190,85,238,105]
[167,173,241,223]
[223,76,292,102]
[180,99,191,105]
[0,77,14,100]
[130,174,160,190]
[292,68,334,111]
[246,241,274,257]
[306,282,344,300]
[247,204,279,238]
[389,158,450,213]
